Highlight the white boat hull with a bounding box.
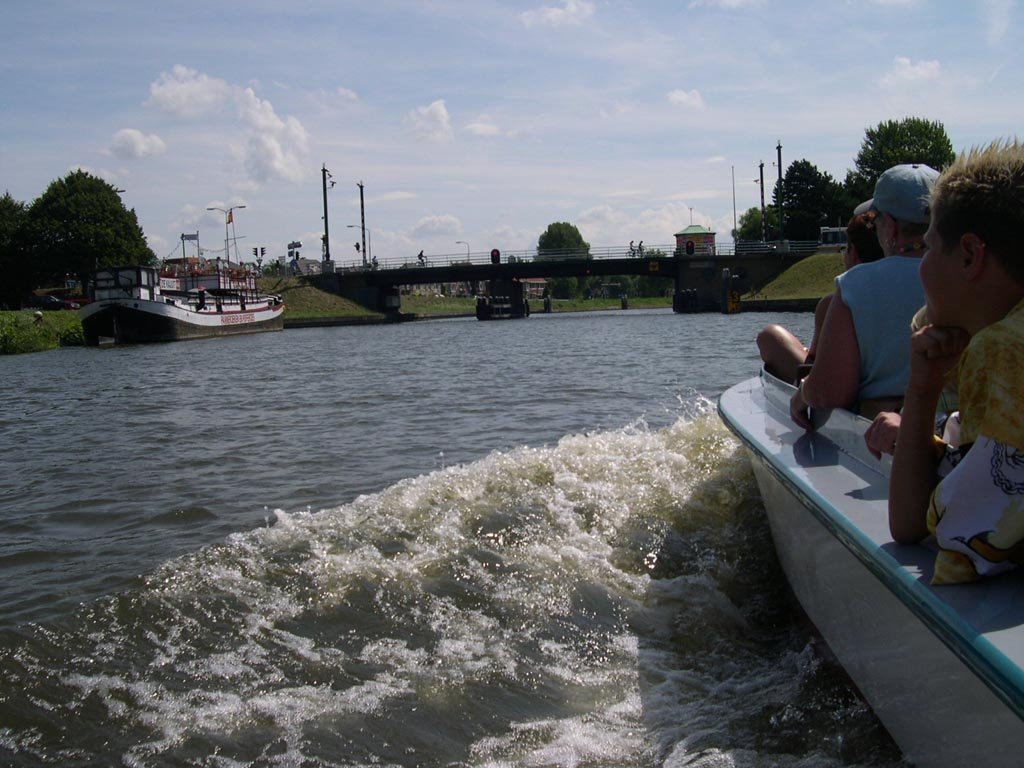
[719,373,1024,767]
[80,297,284,345]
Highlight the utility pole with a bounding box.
[358,181,367,266]
[776,140,784,241]
[321,163,332,262]
[758,161,767,243]
[731,165,737,240]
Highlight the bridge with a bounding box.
[311,241,818,316]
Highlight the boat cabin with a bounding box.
[91,266,162,302]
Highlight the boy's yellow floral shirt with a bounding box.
[926,298,1024,584]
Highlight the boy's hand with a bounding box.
[865,410,901,459]
[907,325,968,398]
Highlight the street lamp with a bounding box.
[347,225,372,265]
[206,204,246,263]
[455,241,470,262]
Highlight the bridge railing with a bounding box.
[330,239,820,272]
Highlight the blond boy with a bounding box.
[890,140,1024,584]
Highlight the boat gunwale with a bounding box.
[718,371,1024,722]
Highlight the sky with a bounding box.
[1,0,1020,267]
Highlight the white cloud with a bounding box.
[110,128,166,160]
[146,65,232,117]
[667,89,707,109]
[879,56,941,88]
[337,86,359,101]
[982,0,1013,44]
[406,100,454,142]
[488,224,539,252]
[235,88,309,182]
[147,66,309,185]
[521,0,595,27]
[178,203,207,229]
[411,214,462,237]
[373,191,417,203]
[705,155,727,163]
[465,116,501,136]
[67,164,122,184]
[243,132,307,184]
[577,200,723,247]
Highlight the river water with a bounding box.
[0,309,903,767]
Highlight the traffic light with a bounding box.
[252,247,258,256]
[490,248,501,264]
[260,247,266,257]
[685,240,695,256]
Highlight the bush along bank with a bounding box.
[0,311,84,355]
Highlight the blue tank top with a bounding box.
[836,256,925,401]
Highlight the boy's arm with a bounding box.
[889,389,942,542]
[889,326,969,543]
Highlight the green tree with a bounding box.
[537,221,590,258]
[537,221,591,298]
[733,206,778,242]
[775,160,854,241]
[24,170,156,290]
[0,192,29,308]
[845,117,955,202]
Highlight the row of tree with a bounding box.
[0,171,155,309]
[734,117,956,242]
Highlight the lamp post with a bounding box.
[206,204,246,263]
[776,140,784,240]
[322,164,333,262]
[455,240,470,263]
[347,225,372,266]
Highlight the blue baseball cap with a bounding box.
[854,163,940,224]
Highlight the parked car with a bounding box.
[24,295,71,311]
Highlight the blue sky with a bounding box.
[1,0,1019,265]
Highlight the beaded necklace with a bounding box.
[897,241,926,255]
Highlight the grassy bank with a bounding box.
[257,276,379,318]
[750,251,844,300]
[0,311,84,355]
[397,295,476,316]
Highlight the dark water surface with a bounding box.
[0,309,902,766]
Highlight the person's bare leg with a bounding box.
[756,324,807,383]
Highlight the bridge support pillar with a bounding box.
[477,279,529,320]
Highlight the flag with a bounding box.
[227,210,233,224]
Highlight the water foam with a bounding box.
[0,402,901,766]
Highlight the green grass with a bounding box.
[257,276,380,318]
[0,311,84,355]
[400,295,476,316]
[749,251,845,300]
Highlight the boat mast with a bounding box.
[206,205,245,266]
